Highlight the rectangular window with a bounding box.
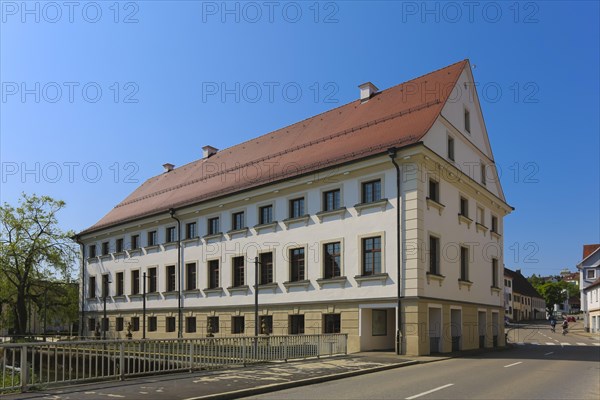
[448,136,455,161]
[232,211,245,230]
[148,316,157,332]
[208,260,220,289]
[207,316,219,333]
[101,275,110,298]
[290,248,305,281]
[460,246,469,281]
[186,317,196,333]
[362,237,381,276]
[429,236,440,275]
[147,231,157,246]
[186,263,197,290]
[362,179,382,203]
[259,315,273,335]
[289,315,305,335]
[477,207,485,225]
[289,198,305,218]
[148,267,157,293]
[491,216,498,233]
[131,317,140,331]
[323,189,341,211]
[373,309,387,336]
[480,163,487,185]
[460,196,469,218]
[89,244,96,258]
[186,222,197,239]
[131,234,140,250]
[587,269,596,280]
[117,272,125,296]
[166,226,176,243]
[166,265,176,292]
[116,317,124,332]
[233,256,245,287]
[131,270,140,295]
[208,217,220,235]
[429,179,439,202]
[166,317,176,332]
[324,242,341,279]
[88,276,96,298]
[102,241,110,256]
[116,238,124,253]
[492,258,499,287]
[464,108,471,133]
[259,205,273,224]
[232,316,245,334]
[259,252,274,284]
[323,314,341,334]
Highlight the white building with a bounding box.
[504,274,513,321]
[577,244,600,331]
[77,60,513,355]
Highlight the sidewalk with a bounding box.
[1,354,419,400]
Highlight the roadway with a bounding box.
[248,325,600,400]
[5,325,599,399]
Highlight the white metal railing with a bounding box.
[0,334,347,393]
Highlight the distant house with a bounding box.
[577,244,600,331]
[583,278,600,333]
[504,268,545,321]
[503,274,513,321]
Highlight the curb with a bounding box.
[185,360,419,400]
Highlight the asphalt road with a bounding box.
[5,325,598,400]
[248,327,600,400]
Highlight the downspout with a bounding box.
[388,147,403,355]
[73,235,86,338]
[169,208,183,338]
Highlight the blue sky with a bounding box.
[1,1,598,277]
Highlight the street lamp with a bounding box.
[253,257,260,337]
[102,275,112,340]
[142,272,148,340]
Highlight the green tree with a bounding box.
[0,194,76,335]
[537,282,568,316]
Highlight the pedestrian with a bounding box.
[562,319,569,335]
[550,318,556,333]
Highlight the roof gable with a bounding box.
[80,60,469,235]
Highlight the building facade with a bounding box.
[504,268,545,321]
[78,60,512,355]
[577,244,600,331]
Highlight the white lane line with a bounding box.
[561,343,571,346]
[406,384,455,400]
[544,351,554,356]
[545,342,555,345]
[576,342,586,346]
[593,343,600,346]
[504,362,523,368]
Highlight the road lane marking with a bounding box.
[545,342,555,345]
[560,343,571,346]
[544,352,554,355]
[593,343,600,346]
[504,362,523,368]
[576,343,586,345]
[405,384,455,399]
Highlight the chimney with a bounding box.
[202,145,218,158]
[163,163,174,173]
[358,82,379,102]
[516,269,521,275]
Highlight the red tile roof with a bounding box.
[583,244,600,260]
[80,60,469,235]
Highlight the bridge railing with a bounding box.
[0,333,347,393]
